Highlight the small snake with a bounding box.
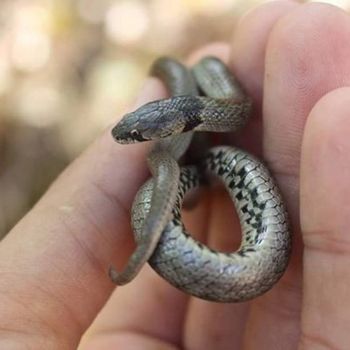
[109,57,198,284]
[111,56,291,302]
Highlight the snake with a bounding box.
[109,57,198,284]
[111,56,291,302]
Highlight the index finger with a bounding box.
[0,79,166,348]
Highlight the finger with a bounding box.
[0,79,168,349]
[231,0,300,105]
[182,2,299,350]
[79,44,225,350]
[80,332,179,350]
[299,87,350,349]
[229,0,299,156]
[244,3,350,349]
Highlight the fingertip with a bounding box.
[134,77,168,109]
[265,1,350,104]
[225,0,298,157]
[268,1,349,47]
[301,86,350,230]
[186,42,230,65]
[230,0,299,101]
[304,86,350,145]
[263,0,350,183]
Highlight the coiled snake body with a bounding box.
[111,57,291,302]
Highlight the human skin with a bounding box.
[1,1,350,349]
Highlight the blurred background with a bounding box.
[0,0,346,238]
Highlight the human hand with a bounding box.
[1,2,350,349]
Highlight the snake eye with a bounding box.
[130,129,140,138]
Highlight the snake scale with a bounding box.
[111,56,291,302]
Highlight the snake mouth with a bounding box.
[113,137,133,144]
[111,125,150,144]
[129,132,149,142]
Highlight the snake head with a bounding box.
[112,98,185,144]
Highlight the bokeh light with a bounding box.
[10,2,51,72]
[185,0,238,16]
[77,0,110,24]
[105,1,150,44]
